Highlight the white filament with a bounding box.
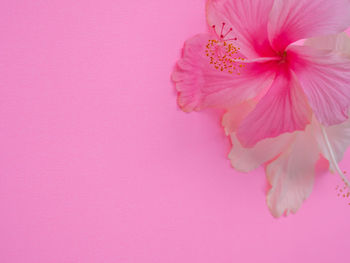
[321,125,350,187]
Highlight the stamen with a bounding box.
[223,28,233,39]
[225,37,238,41]
[220,22,225,38]
[206,23,245,75]
[335,181,350,205]
[321,125,350,188]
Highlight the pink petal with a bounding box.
[236,69,312,147]
[206,0,275,58]
[266,126,319,217]
[172,33,275,112]
[229,133,292,172]
[221,100,256,135]
[304,33,350,57]
[289,45,350,125]
[268,0,350,51]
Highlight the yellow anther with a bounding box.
[205,39,245,75]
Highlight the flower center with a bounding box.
[277,51,288,64]
[205,23,245,74]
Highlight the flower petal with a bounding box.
[236,69,312,147]
[172,33,275,112]
[268,0,350,51]
[266,126,319,217]
[289,45,350,125]
[312,117,350,170]
[206,0,275,58]
[221,100,256,135]
[229,132,292,172]
[304,32,350,57]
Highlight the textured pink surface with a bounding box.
[1,1,350,262]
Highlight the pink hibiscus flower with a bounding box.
[224,33,350,217]
[172,0,350,147]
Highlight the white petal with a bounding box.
[266,126,319,217]
[228,132,292,172]
[313,117,350,171]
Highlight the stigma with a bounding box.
[205,23,245,74]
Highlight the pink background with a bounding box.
[1,0,350,262]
